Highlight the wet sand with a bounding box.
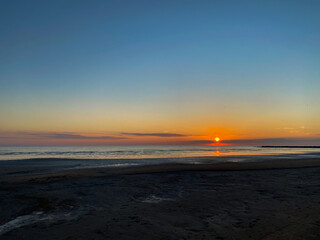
[1,158,320,239]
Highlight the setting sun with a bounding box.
[214,137,221,142]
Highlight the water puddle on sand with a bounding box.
[0,207,89,236]
[135,194,175,203]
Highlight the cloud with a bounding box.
[44,133,125,140]
[6,132,125,140]
[177,140,213,145]
[222,138,320,145]
[122,132,187,137]
[173,138,320,145]
[278,126,310,135]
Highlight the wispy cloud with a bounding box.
[222,138,320,145]
[173,138,320,145]
[278,126,310,135]
[43,133,125,140]
[176,140,213,145]
[2,132,125,140]
[122,132,187,137]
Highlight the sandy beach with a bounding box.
[1,158,320,239]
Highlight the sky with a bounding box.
[0,0,319,146]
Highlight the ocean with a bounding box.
[1,145,320,160]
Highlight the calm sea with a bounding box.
[0,145,319,160]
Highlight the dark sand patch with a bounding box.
[1,158,320,184]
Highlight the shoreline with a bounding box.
[261,146,320,148]
[2,158,320,183]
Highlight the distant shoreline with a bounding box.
[261,146,320,148]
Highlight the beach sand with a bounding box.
[1,159,320,239]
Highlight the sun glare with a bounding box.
[214,137,220,142]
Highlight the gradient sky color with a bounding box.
[1,0,320,145]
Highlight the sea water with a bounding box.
[0,145,320,175]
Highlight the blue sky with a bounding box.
[0,0,319,145]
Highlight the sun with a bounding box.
[214,137,220,142]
